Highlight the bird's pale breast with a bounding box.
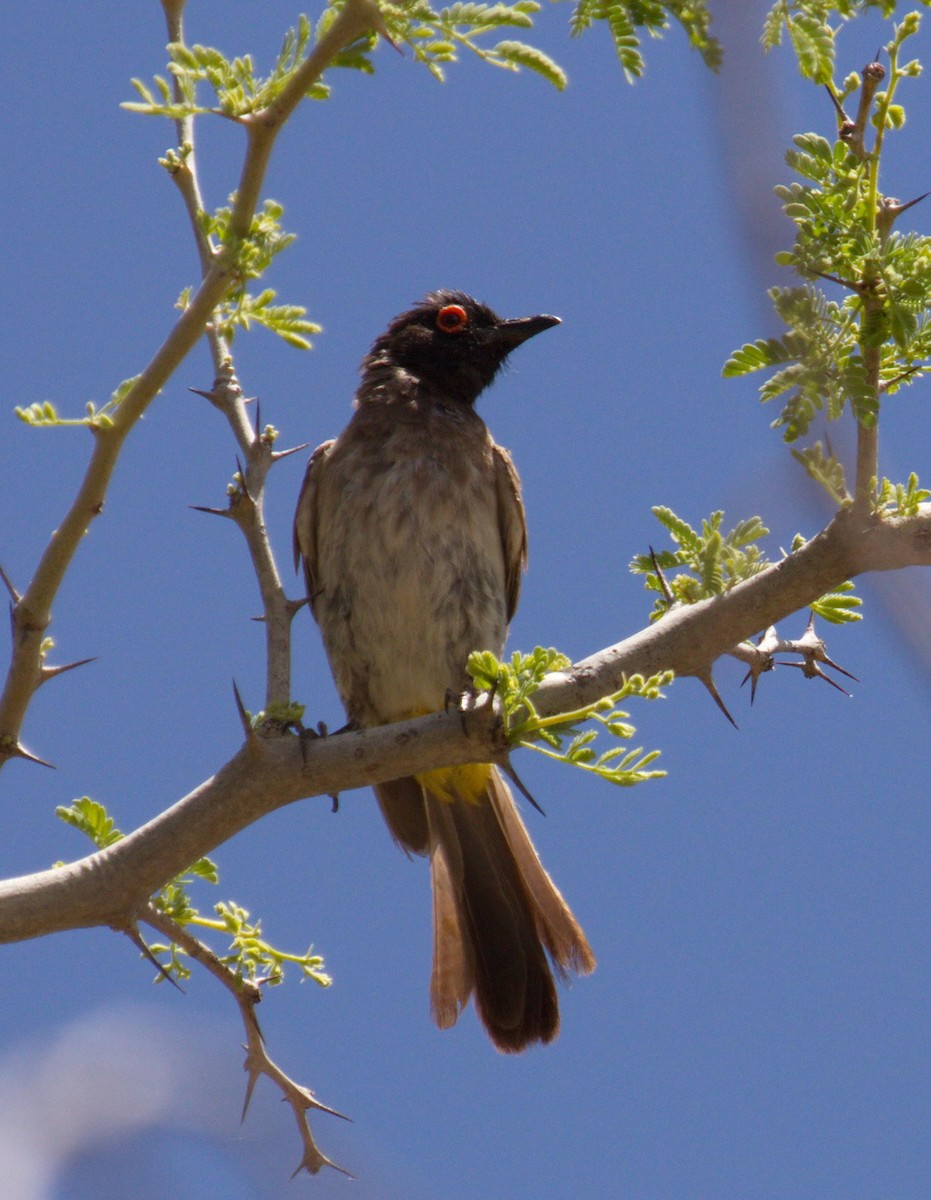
[313,403,508,725]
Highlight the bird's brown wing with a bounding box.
[292,439,336,617]
[491,443,528,623]
[295,436,433,853]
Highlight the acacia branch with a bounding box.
[547,505,930,713]
[139,903,351,1177]
[1,503,928,946]
[192,371,298,709]
[0,0,387,767]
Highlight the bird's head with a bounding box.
[359,290,560,407]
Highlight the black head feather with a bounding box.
[358,290,559,407]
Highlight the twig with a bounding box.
[139,904,351,1178]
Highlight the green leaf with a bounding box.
[787,11,835,83]
[56,798,123,850]
[568,0,718,82]
[633,506,769,615]
[188,856,220,884]
[467,649,667,786]
[651,505,701,553]
[492,40,567,88]
[791,442,848,504]
[810,581,862,625]
[762,1,787,52]
[723,338,793,377]
[873,471,931,517]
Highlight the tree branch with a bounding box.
[2,502,927,946]
[545,505,931,715]
[139,903,351,1177]
[0,0,386,767]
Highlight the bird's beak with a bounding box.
[488,313,561,349]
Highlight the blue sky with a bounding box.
[3,2,931,1197]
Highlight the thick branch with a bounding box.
[535,505,931,717]
[0,701,509,943]
[1,504,928,946]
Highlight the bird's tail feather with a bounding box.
[376,767,595,1052]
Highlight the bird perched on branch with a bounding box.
[294,290,594,1051]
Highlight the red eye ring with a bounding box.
[436,304,469,333]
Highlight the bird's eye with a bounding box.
[436,304,469,333]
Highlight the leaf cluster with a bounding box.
[791,440,849,502]
[15,376,140,431]
[380,0,567,87]
[125,0,723,120]
[568,0,719,82]
[634,512,863,625]
[56,798,218,919]
[55,799,327,987]
[631,508,770,616]
[724,286,873,441]
[467,647,668,787]
[185,200,321,348]
[762,1,914,83]
[158,901,331,988]
[872,470,931,514]
[725,7,931,504]
[125,15,369,116]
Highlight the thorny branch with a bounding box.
[0,0,388,768]
[140,904,351,1177]
[2,501,929,943]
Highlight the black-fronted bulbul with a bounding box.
[293,290,595,1051]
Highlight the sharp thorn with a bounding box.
[126,924,185,992]
[272,442,313,462]
[648,545,675,605]
[825,83,847,121]
[819,656,860,682]
[189,504,232,518]
[235,455,255,504]
[232,679,256,740]
[816,668,853,697]
[241,1070,261,1123]
[308,1096,351,1121]
[500,756,546,816]
[9,742,56,768]
[739,667,761,705]
[366,0,402,54]
[40,656,97,683]
[806,268,861,291]
[892,190,931,216]
[0,563,21,604]
[697,672,738,729]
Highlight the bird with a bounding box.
[293,290,595,1052]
